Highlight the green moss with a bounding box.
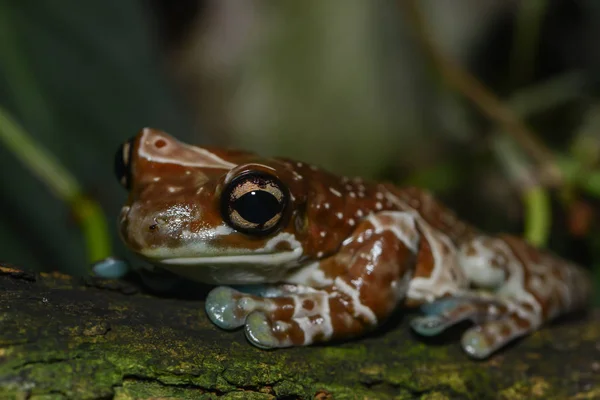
[419,392,450,400]
[272,380,306,398]
[221,392,274,400]
[0,269,598,399]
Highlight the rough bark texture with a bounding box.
[0,264,599,400]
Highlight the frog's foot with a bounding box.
[460,316,535,359]
[244,311,291,349]
[205,284,308,331]
[205,286,255,329]
[91,256,131,279]
[411,295,539,359]
[243,289,335,349]
[411,295,503,336]
[205,285,338,348]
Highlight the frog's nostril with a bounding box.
[148,216,169,232]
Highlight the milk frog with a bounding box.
[115,128,591,359]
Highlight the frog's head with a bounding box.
[116,128,314,284]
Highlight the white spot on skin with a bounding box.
[185,170,191,175]
[296,162,303,168]
[329,188,342,197]
[348,219,355,226]
[274,320,291,333]
[317,251,324,258]
[320,231,326,238]
[375,202,383,210]
[356,210,364,217]
[376,192,384,200]
[293,171,303,181]
[336,212,344,219]
[349,192,356,198]
[324,203,330,209]
[153,177,161,182]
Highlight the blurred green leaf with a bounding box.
[0,0,195,275]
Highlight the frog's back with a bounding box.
[378,184,478,246]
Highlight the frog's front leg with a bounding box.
[205,211,420,348]
[411,234,591,359]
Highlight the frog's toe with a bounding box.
[461,326,494,359]
[412,294,506,338]
[244,311,292,349]
[92,257,130,279]
[461,317,533,360]
[410,315,449,336]
[412,298,476,336]
[419,297,464,315]
[205,286,250,329]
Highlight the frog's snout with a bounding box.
[118,203,190,253]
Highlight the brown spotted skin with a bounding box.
[117,128,592,359]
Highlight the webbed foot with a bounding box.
[411,294,538,359]
[205,286,252,329]
[205,285,333,348]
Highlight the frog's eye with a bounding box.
[114,138,134,189]
[221,172,289,235]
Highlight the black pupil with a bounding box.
[233,190,281,225]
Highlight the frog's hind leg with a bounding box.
[412,234,591,359]
[412,293,538,358]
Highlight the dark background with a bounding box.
[0,0,598,304]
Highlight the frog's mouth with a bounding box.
[136,232,305,284]
[149,247,304,266]
[141,250,305,285]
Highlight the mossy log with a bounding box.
[0,264,599,400]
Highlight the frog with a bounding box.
[115,127,592,359]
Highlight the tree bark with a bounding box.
[0,264,598,400]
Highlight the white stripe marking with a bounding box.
[139,128,237,169]
[334,277,377,325]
